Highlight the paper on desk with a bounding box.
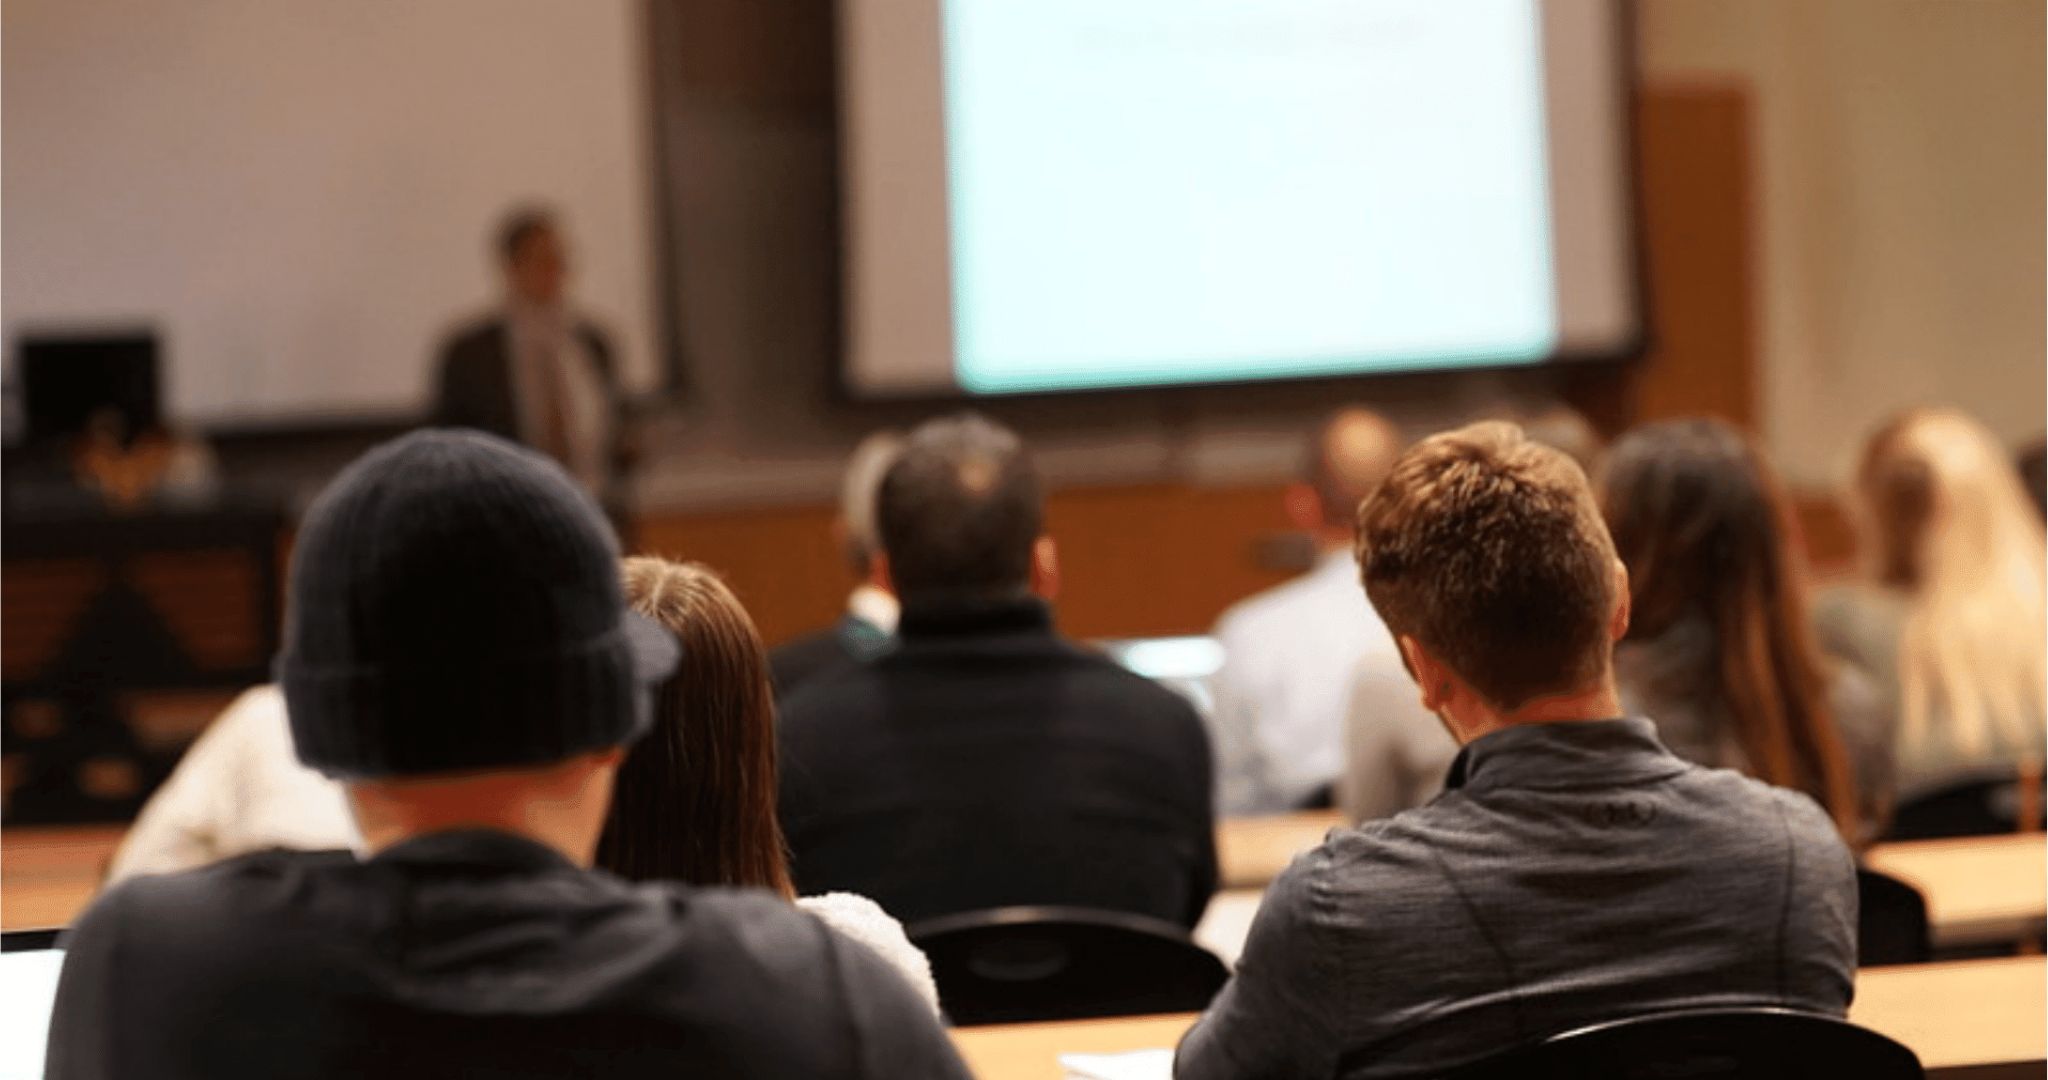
[1059,1048,1173,1080]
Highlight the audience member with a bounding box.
[433,206,632,499]
[1602,418,1889,840]
[1817,408,2047,803]
[600,556,938,1011]
[1208,407,1409,815]
[769,430,904,697]
[778,413,1218,927]
[105,685,353,882]
[47,431,966,1079]
[1175,422,1856,1080]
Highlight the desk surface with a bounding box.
[1215,811,1343,889]
[951,956,2047,1080]
[1864,833,2047,947]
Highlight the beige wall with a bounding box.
[1640,0,2045,485]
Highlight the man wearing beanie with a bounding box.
[45,431,969,1080]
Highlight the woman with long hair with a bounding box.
[1601,418,1878,840]
[599,557,937,1009]
[1818,408,2047,803]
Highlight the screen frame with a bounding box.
[830,0,1649,406]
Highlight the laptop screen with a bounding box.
[0,945,64,1079]
[1095,635,1225,717]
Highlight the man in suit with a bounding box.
[778,413,1218,928]
[769,429,904,699]
[433,207,631,499]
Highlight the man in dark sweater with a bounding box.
[45,431,966,1080]
[778,413,1218,928]
[1174,422,1857,1079]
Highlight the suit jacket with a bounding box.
[769,614,894,701]
[777,597,1218,928]
[431,315,629,487]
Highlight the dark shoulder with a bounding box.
[1049,637,1209,725]
[63,847,359,956]
[437,316,507,368]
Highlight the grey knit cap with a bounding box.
[276,429,678,779]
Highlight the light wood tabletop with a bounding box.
[1864,833,2047,948]
[950,956,2047,1080]
[2,825,125,931]
[1215,811,1343,889]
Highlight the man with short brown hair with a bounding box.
[1175,421,1856,1080]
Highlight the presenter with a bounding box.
[432,206,635,503]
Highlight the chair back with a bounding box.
[907,905,1228,1025]
[1857,868,1932,966]
[1887,774,2033,840]
[1439,1007,1922,1080]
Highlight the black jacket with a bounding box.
[778,598,1218,928]
[769,613,894,701]
[431,315,629,483]
[46,830,967,1080]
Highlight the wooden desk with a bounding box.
[2,825,124,931]
[1865,834,2046,948]
[949,957,2046,1080]
[1216,810,1343,889]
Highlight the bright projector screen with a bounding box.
[840,0,1636,398]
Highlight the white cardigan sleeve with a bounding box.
[795,892,942,1016]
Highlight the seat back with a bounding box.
[1887,774,2032,840]
[907,905,1228,1025]
[1439,1007,1923,1080]
[1857,868,1932,966]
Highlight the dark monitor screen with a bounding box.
[17,332,160,445]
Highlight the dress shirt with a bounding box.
[507,303,611,493]
[1176,717,1857,1080]
[1209,550,1398,814]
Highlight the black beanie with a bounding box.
[277,429,679,779]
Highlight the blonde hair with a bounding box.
[1857,409,2047,758]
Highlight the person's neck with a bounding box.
[347,775,607,867]
[1450,677,1624,744]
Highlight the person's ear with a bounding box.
[1398,635,1454,713]
[1608,558,1632,642]
[1283,483,1324,534]
[1031,536,1061,601]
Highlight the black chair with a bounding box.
[1886,774,2032,840]
[906,905,1229,1026]
[1439,1007,1923,1080]
[1858,868,1933,966]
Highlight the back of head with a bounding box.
[1601,418,1855,833]
[1857,408,2047,754]
[599,558,794,895]
[876,412,1041,606]
[277,429,677,781]
[1305,408,1405,529]
[838,430,905,575]
[1355,421,1618,710]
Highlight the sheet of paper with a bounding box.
[1060,1047,1174,1080]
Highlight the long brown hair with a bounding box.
[596,558,795,897]
[1601,418,1859,837]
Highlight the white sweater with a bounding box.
[110,685,941,1014]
